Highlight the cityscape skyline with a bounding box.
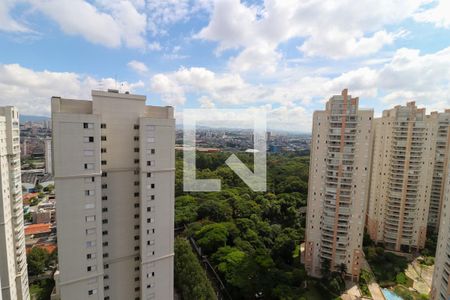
[1,0,450,131]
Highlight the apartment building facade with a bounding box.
[0,107,30,300]
[431,140,450,300]
[367,102,436,251]
[427,111,450,233]
[304,89,374,281]
[52,90,175,300]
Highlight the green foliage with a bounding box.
[174,238,217,300]
[24,212,32,222]
[364,246,408,285]
[29,279,54,300]
[176,153,310,299]
[418,256,434,266]
[175,195,199,226]
[27,248,50,276]
[43,184,54,193]
[396,272,407,285]
[30,197,40,206]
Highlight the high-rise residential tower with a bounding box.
[52,90,175,300]
[0,106,30,300]
[427,111,450,233]
[367,102,436,252]
[431,144,450,300]
[44,137,52,174]
[304,89,374,281]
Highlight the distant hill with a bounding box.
[20,115,50,123]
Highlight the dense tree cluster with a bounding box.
[175,152,327,299]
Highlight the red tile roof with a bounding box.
[25,223,51,236]
[23,193,39,205]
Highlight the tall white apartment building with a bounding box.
[427,111,450,233]
[304,89,374,281]
[431,141,450,300]
[0,106,29,300]
[367,102,436,252]
[52,90,175,300]
[44,137,52,174]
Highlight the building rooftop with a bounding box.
[25,223,51,236]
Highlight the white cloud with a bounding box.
[414,0,450,28]
[196,0,429,71]
[148,41,161,51]
[0,0,30,32]
[146,0,190,35]
[198,96,215,108]
[150,73,186,105]
[127,60,149,74]
[0,63,144,115]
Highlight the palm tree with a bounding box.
[336,263,347,279]
[321,258,332,279]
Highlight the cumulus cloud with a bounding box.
[127,60,149,74]
[414,0,450,28]
[196,0,429,72]
[0,0,30,32]
[0,63,144,116]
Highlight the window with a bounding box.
[101,136,107,141]
[147,207,152,212]
[86,216,96,222]
[102,207,108,212]
[85,177,95,183]
[101,123,106,129]
[104,264,109,269]
[87,253,96,259]
[86,240,96,248]
[134,159,139,164]
[134,181,139,186]
[147,218,154,223]
[134,225,140,229]
[85,203,95,210]
[134,192,139,197]
[84,136,94,143]
[85,190,95,196]
[102,219,108,224]
[134,203,140,208]
[147,173,152,178]
[84,150,94,156]
[134,136,139,141]
[101,148,107,153]
[101,160,107,165]
[134,124,139,129]
[87,265,97,272]
[103,242,108,247]
[84,163,94,170]
[134,246,140,251]
[147,161,152,166]
[102,230,108,236]
[104,285,109,290]
[134,214,139,219]
[102,184,107,189]
[102,196,108,201]
[84,123,94,129]
[103,253,109,258]
[151,184,155,189]
[150,195,155,200]
[151,149,155,154]
[88,289,97,295]
[134,235,139,240]
[134,148,139,153]
[102,172,107,177]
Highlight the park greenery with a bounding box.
[174,238,217,300]
[175,151,345,300]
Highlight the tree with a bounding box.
[43,184,54,193]
[27,248,50,276]
[336,263,348,279]
[321,258,331,279]
[175,195,199,226]
[174,238,217,300]
[195,223,230,254]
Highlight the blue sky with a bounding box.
[0,0,450,131]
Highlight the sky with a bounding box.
[0,0,450,132]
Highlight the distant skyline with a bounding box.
[1,0,450,131]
